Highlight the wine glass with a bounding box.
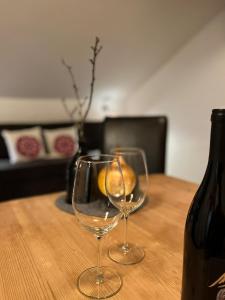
[72,154,125,299]
[108,147,149,265]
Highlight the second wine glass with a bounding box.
[108,147,149,265]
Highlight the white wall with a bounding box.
[1,0,224,99]
[0,0,224,124]
[125,10,225,183]
[0,97,116,123]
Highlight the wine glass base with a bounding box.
[77,266,122,299]
[108,243,145,265]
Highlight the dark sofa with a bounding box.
[0,116,167,201]
[0,122,104,201]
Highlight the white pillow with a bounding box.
[43,126,79,158]
[2,127,46,163]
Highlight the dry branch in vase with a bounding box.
[61,37,102,139]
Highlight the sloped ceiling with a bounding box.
[0,0,225,106]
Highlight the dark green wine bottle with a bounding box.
[181,109,225,300]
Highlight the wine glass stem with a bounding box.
[96,236,104,284]
[122,215,129,253]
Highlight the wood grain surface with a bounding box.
[0,175,197,300]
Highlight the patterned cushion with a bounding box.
[43,126,79,158]
[2,127,46,163]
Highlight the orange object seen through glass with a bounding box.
[98,156,136,196]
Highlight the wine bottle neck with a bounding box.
[209,120,225,163]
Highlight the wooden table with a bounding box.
[0,175,197,300]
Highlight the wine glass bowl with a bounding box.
[72,154,125,299]
[108,147,149,265]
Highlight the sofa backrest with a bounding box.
[0,117,168,173]
[0,122,104,159]
[103,116,167,173]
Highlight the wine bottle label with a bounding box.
[209,273,225,288]
[209,274,225,299]
[209,260,225,299]
[216,289,225,300]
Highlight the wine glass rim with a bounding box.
[111,147,145,154]
[78,154,118,164]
